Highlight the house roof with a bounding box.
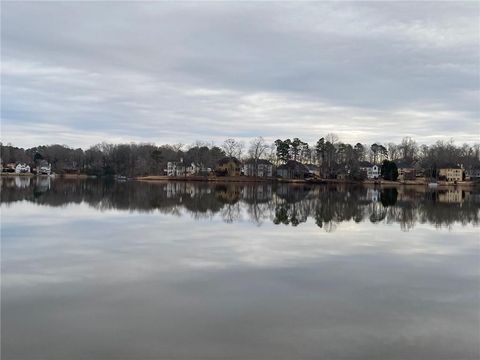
[243,158,273,165]
[217,157,241,165]
[304,163,319,170]
[277,160,309,172]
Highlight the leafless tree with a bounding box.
[247,136,269,176]
[171,143,184,152]
[398,137,418,161]
[387,143,399,160]
[222,138,244,158]
[248,137,269,160]
[325,133,339,144]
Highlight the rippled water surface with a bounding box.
[1,177,479,359]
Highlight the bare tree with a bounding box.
[266,143,277,164]
[171,143,184,152]
[399,137,417,161]
[237,141,246,159]
[387,143,399,160]
[248,136,269,176]
[325,133,339,144]
[248,137,269,161]
[222,138,244,158]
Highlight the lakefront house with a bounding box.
[276,160,310,179]
[305,164,321,178]
[2,163,17,173]
[37,161,52,176]
[438,167,463,182]
[465,168,480,180]
[367,165,380,179]
[243,159,274,177]
[15,163,31,174]
[395,160,417,181]
[397,168,416,181]
[359,161,380,180]
[165,161,202,177]
[216,157,242,176]
[165,161,187,176]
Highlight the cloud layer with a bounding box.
[1,2,479,148]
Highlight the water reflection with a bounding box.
[1,178,479,231]
[2,178,479,359]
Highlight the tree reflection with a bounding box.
[1,178,478,231]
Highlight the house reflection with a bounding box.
[437,189,464,204]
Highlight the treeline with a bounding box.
[1,135,479,177]
[0,142,225,177]
[273,135,480,178]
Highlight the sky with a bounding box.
[1,1,479,149]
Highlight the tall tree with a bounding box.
[370,143,380,164]
[324,141,336,178]
[315,138,326,166]
[381,160,399,181]
[290,138,304,161]
[354,143,365,162]
[300,142,310,163]
[378,144,388,161]
[274,139,291,163]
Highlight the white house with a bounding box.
[187,163,202,175]
[367,165,380,179]
[165,161,185,176]
[360,164,379,179]
[359,162,380,179]
[243,159,274,177]
[465,168,480,180]
[15,163,31,173]
[37,162,52,176]
[165,161,202,176]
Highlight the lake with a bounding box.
[1,177,479,359]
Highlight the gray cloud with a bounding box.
[1,1,479,148]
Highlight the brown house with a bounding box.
[215,157,242,176]
[398,168,416,181]
[438,167,463,182]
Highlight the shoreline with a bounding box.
[0,173,93,179]
[0,173,35,177]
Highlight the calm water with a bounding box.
[1,177,479,360]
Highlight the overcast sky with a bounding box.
[1,1,479,149]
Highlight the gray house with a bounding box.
[243,159,274,177]
[276,160,310,179]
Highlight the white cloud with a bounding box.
[1,2,478,148]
